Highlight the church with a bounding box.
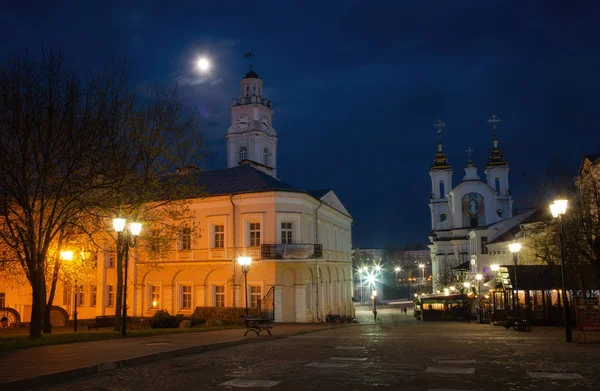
[0,67,354,327]
[427,117,529,290]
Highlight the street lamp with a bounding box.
[491,264,500,272]
[238,256,252,315]
[113,218,142,336]
[394,266,401,287]
[418,264,425,294]
[509,242,522,318]
[60,251,77,332]
[550,199,572,342]
[372,290,378,322]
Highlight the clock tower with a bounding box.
[226,68,278,177]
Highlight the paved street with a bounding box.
[41,306,600,391]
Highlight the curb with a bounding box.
[2,324,356,389]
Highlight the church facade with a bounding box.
[428,117,523,290]
[0,68,353,327]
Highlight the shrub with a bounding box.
[149,310,184,329]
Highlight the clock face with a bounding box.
[237,114,250,131]
[260,117,269,132]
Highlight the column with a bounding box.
[274,286,283,322]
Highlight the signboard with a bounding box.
[575,296,600,343]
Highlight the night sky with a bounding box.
[2,1,600,248]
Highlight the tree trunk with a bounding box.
[30,270,45,338]
[114,245,123,331]
[43,257,61,334]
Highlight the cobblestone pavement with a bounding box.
[41,307,600,391]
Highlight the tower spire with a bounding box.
[431,119,451,170]
[486,114,508,167]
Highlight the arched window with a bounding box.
[263,148,269,165]
[440,213,447,223]
[245,85,249,97]
[439,181,445,199]
[252,84,256,95]
[238,146,248,162]
[495,178,501,195]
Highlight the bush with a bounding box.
[149,310,184,329]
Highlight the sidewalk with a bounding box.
[0,323,350,389]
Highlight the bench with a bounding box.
[88,316,116,330]
[243,316,273,336]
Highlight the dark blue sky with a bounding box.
[2,1,600,248]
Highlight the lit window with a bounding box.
[180,227,191,250]
[249,222,261,247]
[181,285,192,310]
[107,285,114,307]
[263,148,269,165]
[250,286,261,309]
[214,225,224,248]
[238,146,248,162]
[281,222,293,244]
[215,286,225,307]
[150,285,160,309]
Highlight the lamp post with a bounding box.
[358,267,366,305]
[550,199,572,342]
[60,251,76,331]
[509,242,522,318]
[394,266,401,287]
[238,256,252,315]
[475,274,483,323]
[418,264,425,294]
[372,290,378,322]
[113,218,142,337]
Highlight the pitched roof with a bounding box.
[488,209,541,244]
[307,189,331,200]
[185,165,299,196]
[584,154,600,163]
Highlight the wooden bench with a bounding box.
[88,316,116,330]
[243,316,273,336]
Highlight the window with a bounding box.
[91,285,97,307]
[180,227,191,250]
[250,286,261,309]
[0,292,5,308]
[281,222,293,244]
[107,253,115,268]
[77,286,84,306]
[263,148,269,165]
[150,284,160,309]
[440,213,447,222]
[181,285,192,310]
[63,284,71,306]
[495,178,501,195]
[249,222,261,247]
[497,209,504,218]
[252,84,256,95]
[481,237,488,254]
[439,181,445,198]
[214,225,224,248]
[238,146,248,162]
[150,229,160,252]
[215,286,225,307]
[245,85,249,96]
[107,285,114,307]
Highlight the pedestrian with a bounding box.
[403,307,407,315]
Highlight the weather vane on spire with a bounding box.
[433,119,446,144]
[487,114,502,139]
[244,50,255,68]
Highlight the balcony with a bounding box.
[260,244,322,260]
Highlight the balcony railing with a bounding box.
[260,244,322,260]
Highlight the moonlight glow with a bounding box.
[196,57,210,72]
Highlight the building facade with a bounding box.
[0,68,353,327]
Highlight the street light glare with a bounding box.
[197,57,210,72]
[509,242,521,253]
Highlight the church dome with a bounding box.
[243,69,260,79]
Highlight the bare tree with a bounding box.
[0,49,205,338]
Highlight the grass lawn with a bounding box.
[0,325,243,352]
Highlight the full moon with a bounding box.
[197,57,210,72]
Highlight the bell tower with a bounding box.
[226,64,278,177]
[429,119,453,231]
